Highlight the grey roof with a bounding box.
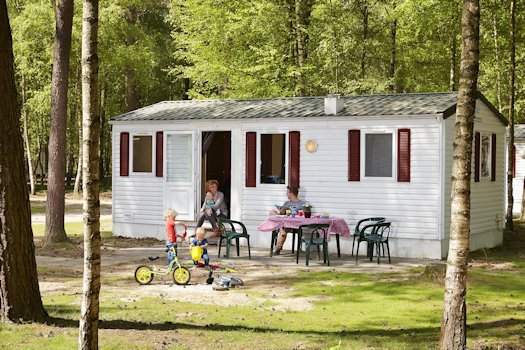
[110,92,507,125]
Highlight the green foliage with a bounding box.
[7,0,525,178]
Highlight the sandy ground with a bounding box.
[37,242,436,311]
[32,194,438,309]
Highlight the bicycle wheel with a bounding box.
[134,265,154,285]
[172,266,191,285]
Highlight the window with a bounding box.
[132,135,152,173]
[260,133,286,184]
[481,134,491,178]
[365,133,393,177]
[167,134,192,182]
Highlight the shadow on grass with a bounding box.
[46,316,525,338]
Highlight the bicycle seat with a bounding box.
[148,256,160,262]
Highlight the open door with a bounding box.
[164,131,197,221]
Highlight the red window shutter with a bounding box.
[245,132,256,187]
[120,132,129,177]
[512,144,516,178]
[490,134,496,182]
[397,129,411,182]
[348,130,360,181]
[156,131,163,177]
[288,131,300,188]
[474,132,480,182]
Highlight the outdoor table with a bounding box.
[257,215,351,257]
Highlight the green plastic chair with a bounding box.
[354,223,381,264]
[296,224,330,266]
[365,222,392,264]
[351,217,385,256]
[218,219,251,259]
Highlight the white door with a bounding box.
[164,132,197,221]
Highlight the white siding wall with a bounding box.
[112,128,165,238]
[442,102,505,257]
[239,118,443,258]
[512,141,525,215]
[111,117,444,258]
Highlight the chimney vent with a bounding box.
[324,94,344,115]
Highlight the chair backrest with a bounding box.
[374,222,391,239]
[299,223,330,241]
[359,223,379,237]
[355,217,386,234]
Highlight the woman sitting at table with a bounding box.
[272,186,306,255]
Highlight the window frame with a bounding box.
[165,131,194,184]
[130,132,155,176]
[361,129,397,181]
[257,131,289,187]
[479,131,492,180]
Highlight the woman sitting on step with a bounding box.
[196,179,228,237]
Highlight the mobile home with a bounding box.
[110,92,507,259]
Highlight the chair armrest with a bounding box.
[219,219,248,235]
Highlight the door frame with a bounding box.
[198,129,233,219]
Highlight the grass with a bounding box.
[32,220,113,237]
[2,227,525,349]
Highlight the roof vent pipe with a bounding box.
[324,94,344,115]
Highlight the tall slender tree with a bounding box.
[45,0,74,245]
[21,75,36,195]
[440,0,480,348]
[0,0,47,323]
[507,0,516,226]
[78,0,101,347]
[295,0,315,96]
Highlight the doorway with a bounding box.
[201,131,231,216]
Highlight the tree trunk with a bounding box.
[78,0,101,348]
[99,84,105,180]
[506,0,516,231]
[45,0,74,245]
[124,7,140,111]
[389,19,397,92]
[294,0,314,96]
[21,75,36,195]
[0,0,47,323]
[74,66,82,195]
[440,0,480,349]
[449,31,457,91]
[359,1,369,80]
[492,14,502,111]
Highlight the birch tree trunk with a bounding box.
[21,75,36,195]
[506,0,516,230]
[45,0,74,245]
[449,32,457,91]
[440,0,480,348]
[74,67,82,195]
[78,0,101,348]
[492,14,502,111]
[0,0,47,322]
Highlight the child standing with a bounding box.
[165,208,178,264]
[191,227,210,266]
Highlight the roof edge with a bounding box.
[442,91,508,126]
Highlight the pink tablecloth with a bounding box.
[257,215,351,238]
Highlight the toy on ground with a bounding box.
[134,245,191,285]
[134,238,237,286]
[212,276,244,291]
